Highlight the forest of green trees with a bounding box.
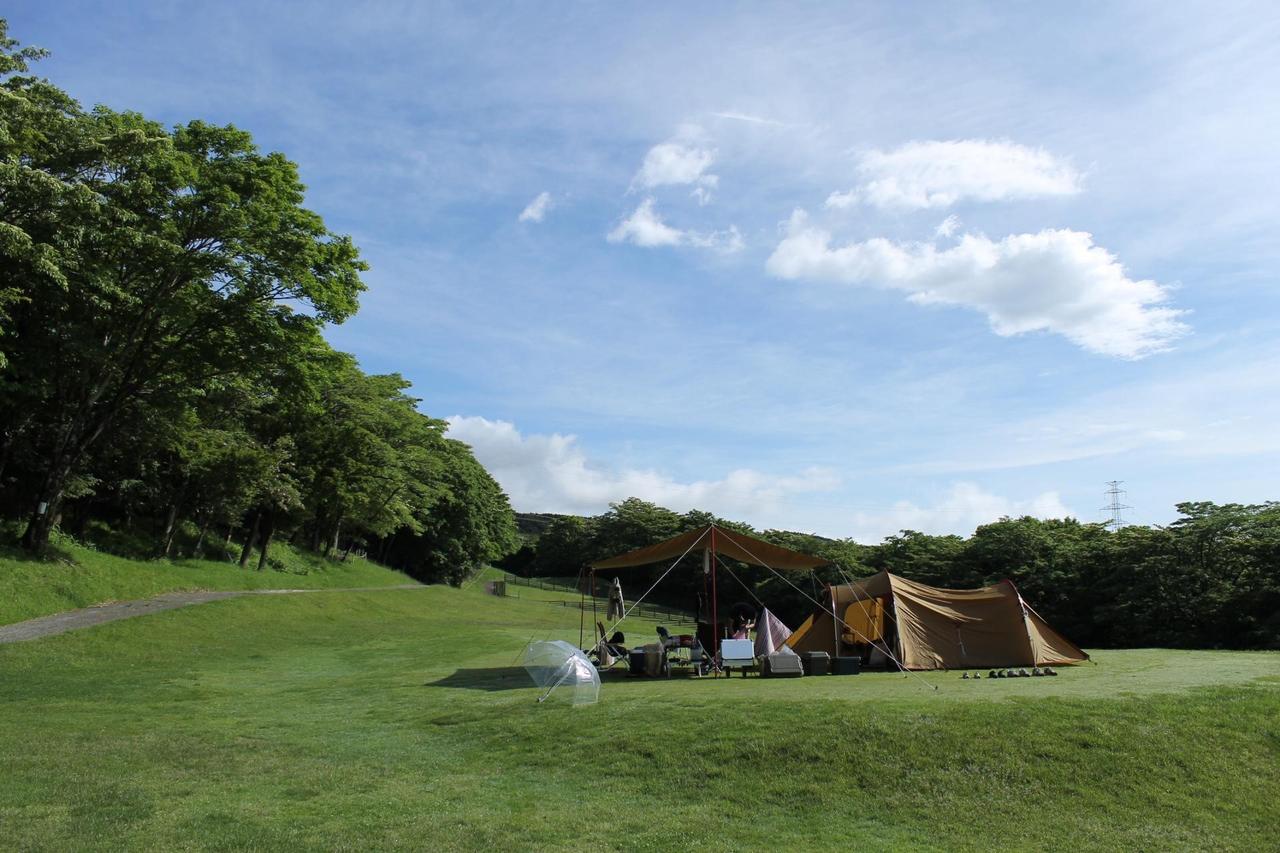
[0,24,517,582]
[506,497,1280,650]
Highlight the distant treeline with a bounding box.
[0,24,517,581]
[504,498,1280,650]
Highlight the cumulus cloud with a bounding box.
[518,191,554,223]
[935,214,960,238]
[824,189,858,210]
[446,416,839,517]
[766,212,1188,358]
[848,483,1072,543]
[833,139,1082,210]
[608,198,744,253]
[636,140,717,188]
[634,126,719,202]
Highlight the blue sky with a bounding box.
[13,3,1280,539]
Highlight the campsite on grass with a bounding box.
[551,523,1088,699]
[4,7,1280,851]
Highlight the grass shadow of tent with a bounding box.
[426,666,531,692]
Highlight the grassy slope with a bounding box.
[0,539,416,626]
[0,578,1277,851]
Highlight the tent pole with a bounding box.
[578,567,586,649]
[591,569,597,641]
[710,526,718,678]
[830,583,839,656]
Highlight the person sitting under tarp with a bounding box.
[589,622,629,669]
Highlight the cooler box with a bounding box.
[762,651,804,678]
[801,651,831,676]
[832,656,861,675]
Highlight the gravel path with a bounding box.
[0,585,423,644]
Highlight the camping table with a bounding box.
[663,647,708,676]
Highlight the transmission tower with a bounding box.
[1101,480,1131,529]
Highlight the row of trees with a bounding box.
[506,498,1280,650]
[0,23,517,581]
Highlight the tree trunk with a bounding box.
[239,509,261,569]
[256,512,276,572]
[160,503,180,558]
[222,524,234,560]
[192,517,210,558]
[20,490,64,557]
[324,516,342,559]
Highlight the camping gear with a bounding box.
[720,639,755,676]
[643,643,665,677]
[801,651,831,676]
[785,571,1088,671]
[754,607,793,658]
[628,649,648,675]
[520,640,600,706]
[590,524,830,676]
[832,656,861,676]
[762,649,804,678]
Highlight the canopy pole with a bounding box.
[830,583,840,654]
[578,566,586,649]
[710,525,718,678]
[591,569,597,642]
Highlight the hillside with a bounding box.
[0,538,415,627]
[1,565,1276,851]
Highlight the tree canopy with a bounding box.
[0,22,516,581]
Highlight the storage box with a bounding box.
[762,651,804,678]
[832,656,861,675]
[801,651,830,676]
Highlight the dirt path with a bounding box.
[0,585,424,644]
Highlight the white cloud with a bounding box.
[847,483,1073,543]
[710,110,786,127]
[446,416,839,517]
[608,198,744,253]
[607,198,684,247]
[518,191,554,223]
[935,214,960,238]
[824,189,858,209]
[633,126,719,200]
[834,139,1082,210]
[767,213,1188,359]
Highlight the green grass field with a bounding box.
[1,558,1277,851]
[0,538,414,626]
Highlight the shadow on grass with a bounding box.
[427,666,532,691]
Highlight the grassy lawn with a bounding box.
[1,572,1277,851]
[0,538,415,626]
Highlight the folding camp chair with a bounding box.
[589,621,629,671]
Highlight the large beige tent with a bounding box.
[786,571,1087,670]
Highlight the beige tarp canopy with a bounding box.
[786,571,1087,670]
[589,525,828,647]
[591,524,829,572]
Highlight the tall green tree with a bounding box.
[0,32,365,553]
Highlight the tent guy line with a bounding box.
[711,526,936,690]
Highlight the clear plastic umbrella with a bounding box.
[520,640,601,705]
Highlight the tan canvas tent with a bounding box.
[786,571,1087,670]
